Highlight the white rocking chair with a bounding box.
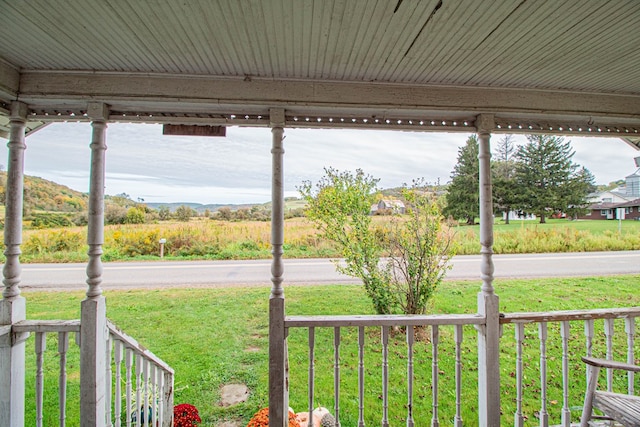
[580,356,640,427]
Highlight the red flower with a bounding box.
[174,403,201,427]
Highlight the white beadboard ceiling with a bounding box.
[0,0,639,147]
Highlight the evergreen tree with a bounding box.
[492,135,519,224]
[563,166,596,219]
[444,135,479,225]
[514,135,592,223]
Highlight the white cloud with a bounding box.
[1,123,637,204]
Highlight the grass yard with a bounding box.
[21,274,640,426]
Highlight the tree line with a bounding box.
[444,134,596,224]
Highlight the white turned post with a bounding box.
[0,101,28,427]
[81,102,109,427]
[475,114,501,426]
[269,108,288,427]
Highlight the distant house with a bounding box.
[579,197,640,220]
[502,211,536,221]
[587,190,633,205]
[618,198,640,220]
[579,202,624,220]
[577,169,640,220]
[371,199,406,215]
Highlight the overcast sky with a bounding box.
[1,122,638,204]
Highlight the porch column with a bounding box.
[0,101,28,427]
[80,102,109,427]
[269,108,288,427]
[475,114,500,426]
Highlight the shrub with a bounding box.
[125,207,146,224]
[105,204,128,224]
[299,168,392,314]
[22,229,84,254]
[30,212,73,228]
[158,206,171,220]
[106,228,161,257]
[175,205,194,222]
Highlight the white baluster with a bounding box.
[155,366,164,427]
[125,349,133,427]
[106,335,113,426]
[584,320,594,384]
[162,369,174,425]
[514,323,525,427]
[35,332,46,427]
[59,331,69,427]
[334,327,341,427]
[560,321,571,427]
[604,318,614,391]
[135,354,143,426]
[308,327,315,427]
[114,340,123,427]
[358,326,366,427]
[382,326,389,427]
[626,317,636,394]
[406,326,415,427]
[143,359,150,426]
[150,364,158,427]
[454,325,463,427]
[431,325,440,427]
[538,322,548,427]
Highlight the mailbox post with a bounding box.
[159,238,166,258]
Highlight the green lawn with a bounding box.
[20,275,640,426]
[492,217,640,233]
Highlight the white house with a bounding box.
[502,211,536,221]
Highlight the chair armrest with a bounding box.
[582,356,640,373]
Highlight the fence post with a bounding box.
[80,102,109,427]
[0,101,28,427]
[269,108,288,427]
[476,114,501,426]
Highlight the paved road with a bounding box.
[15,250,640,292]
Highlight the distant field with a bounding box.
[2,217,639,263]
[456,218,640,254]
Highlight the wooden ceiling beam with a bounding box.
[15,71,640,126]
[0,60,19,100]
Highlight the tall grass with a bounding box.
[2,218,640,263]
[19,275,640,426]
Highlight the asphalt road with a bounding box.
[15,250,640,292]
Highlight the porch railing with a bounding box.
[285,307,640,427]
[500,307,640,427]
[6,319,174,427]
[285,314,484,427]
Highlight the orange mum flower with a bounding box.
[247,407,300,427]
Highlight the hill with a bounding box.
[0,171,89,213]
[145,202,259,213]
[0,171,304,217]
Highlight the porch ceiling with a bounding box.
[0,0,639,147]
